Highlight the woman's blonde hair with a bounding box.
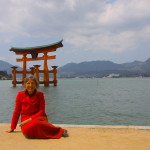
[24,75,39,87]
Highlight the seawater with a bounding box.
[0,78,150,126]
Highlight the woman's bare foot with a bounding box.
[62,130,69,137]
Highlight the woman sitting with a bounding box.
[6,75,68,139]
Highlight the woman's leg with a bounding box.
[21,116,64,139]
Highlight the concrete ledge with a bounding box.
[1,124,150,150]
[55,124,150,130]
[3,123,150,129]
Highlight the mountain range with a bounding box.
[58,58,150,78]
[0,60,22,76]
[0,58,150,78]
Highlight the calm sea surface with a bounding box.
[0,78,150,126]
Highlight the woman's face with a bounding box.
[25,79,37,94]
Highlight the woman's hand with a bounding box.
[6,129,14,133]
[19,118,32,127]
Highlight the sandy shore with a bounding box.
[1,124,150,150]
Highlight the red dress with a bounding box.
[10,90,64,139]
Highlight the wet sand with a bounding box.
[1,124,150,150]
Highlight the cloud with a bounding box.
[99,0,150,28]
[0,0,150,54]
[65,0,150,52]
[0,56,5,61]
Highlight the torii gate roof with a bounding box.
[10,40,63,55]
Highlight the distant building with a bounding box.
[107,73,120,78]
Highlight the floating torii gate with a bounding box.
[10,40,63,87]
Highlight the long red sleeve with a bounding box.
[11,93,22,129]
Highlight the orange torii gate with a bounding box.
[10,40,63,87]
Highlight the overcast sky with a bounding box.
[0,0,150,68]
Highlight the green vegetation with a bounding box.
[0,71,12,80]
